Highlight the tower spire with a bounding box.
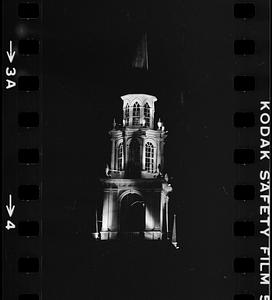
[132,32,149,70]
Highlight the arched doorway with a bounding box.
[120,193,145,233]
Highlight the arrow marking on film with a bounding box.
[6,194,15,217]
[6,41,15,63]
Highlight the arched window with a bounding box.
[125,104,129,126]
[144,103,150,127]
[127,138,141,178]
[145,142,155,173]
[117,143,123,171]
[132,102,140,126]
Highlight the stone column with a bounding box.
[110,139,115,170]
[151,107,154,129]
[165,195,169,238]
[124,135,128,167]
[160,140,165,170]
[110,191,118,232]
[160,192,164,231]
[129,106,132,126]
[101,191,109,232]
[142,141,145,171]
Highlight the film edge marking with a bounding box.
[5,194,16,230]
[259,99,271,299]
[5,40,16,90]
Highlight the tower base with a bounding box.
[91,231,164,241]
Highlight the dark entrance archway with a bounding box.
[120,193,145,233]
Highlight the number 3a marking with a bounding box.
[6,67,16,76]
[6,220,15,230]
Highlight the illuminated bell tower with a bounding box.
[96,93,173,241]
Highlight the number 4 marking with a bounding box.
[5,195,16,230]
[6,220,16,230]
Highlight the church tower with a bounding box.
[93,93,175,242]
[90,20,180,300]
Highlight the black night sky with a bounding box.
[26,0,269,299]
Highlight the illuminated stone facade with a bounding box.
[96,94,173,240]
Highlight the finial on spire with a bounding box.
[105,164,111,177]
[157,118,162,130]
[113,118,116,129]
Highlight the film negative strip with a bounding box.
[233,2,270,300]
[2,1,270,300]
[3,1,42,299]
